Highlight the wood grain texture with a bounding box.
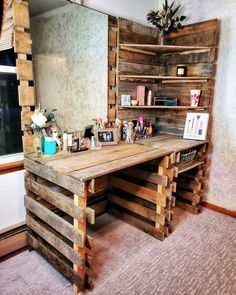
[108,193,165,225]
[24,157,84,195]
[12,2,30,29]
[27,233,83,289]
[25,175,85,222]
[110,176,166,208]
[24,195,84,246]
[14,30,32,54]
[26,214,83,267]
[18,86,35,106]
[16,60,33,81]
[108,207,164,241]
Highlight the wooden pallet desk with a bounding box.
[138,135,208,214]
[24,136,207,292]
[24,143,174,292]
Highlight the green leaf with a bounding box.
[172,4,181,16]
[180,15,186,21]
[164,0,168,10]
[169,1,175,11]
[176,16,179,22]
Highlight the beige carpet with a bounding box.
[1,208,236,295]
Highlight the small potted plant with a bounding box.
[146,0,186,45]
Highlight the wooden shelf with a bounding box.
[177,160,205,174]
[120,44,211,56]
[118,106,207,110]
[119,75,210,83]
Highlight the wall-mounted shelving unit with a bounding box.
[118,106,208,110]
[120,44,212,55]
[114,18,218,136]
[119,74,210,82]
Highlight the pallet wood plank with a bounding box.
[25,175,84,222]
[22,132,34,153]
[69,149,170,181]
[16,59,33,81]
[26,214,82,267]
[14,30,32,54]
[24,157,84,195]
[27,233,83,289]
[21,109,33,130]
[120,167,168,186]
[109,71,116,86]
[74,184,87,292]
[109,31,117,47]
[108,193,165,225]
[12,2,30,29]
[111,176,166,208]
[109,50,116,67]
[108,207,164,241]
[175,200,199,214]
[18,86,35,106]
[87,176,109,194]
[24,195,84,246]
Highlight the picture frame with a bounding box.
[95,128,119,145]
[183,113,209,141]
[121,94,131,106]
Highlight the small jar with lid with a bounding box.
[176,64,187,77]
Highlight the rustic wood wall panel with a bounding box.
[107,16,118,123]
[108,153,176,239]
[115,18,219,137]
[12,0,35,153]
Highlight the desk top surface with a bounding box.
[25,135,207,181]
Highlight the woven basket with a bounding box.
[179,150,197,167]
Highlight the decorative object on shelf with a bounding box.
[115,118,122,141]
[190,89,201,106]
[44,137,57,155]
[90,135,101,150]
[178,149,197,167]
[30,106,47,157]
[176,64,187,77]
[154,97,178,106]
[147,90,152,106]
[95,128,118,145]
[33,131,42,158]
[81,137,90,149]
[131,99,138,106]
[121,94,131,106]
[183,113,209,140]
[137,85,145,105]
[123,121,135,144]
[146,0,186,45]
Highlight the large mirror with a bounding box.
[30,2,108,132]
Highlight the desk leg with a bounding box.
[73,181,87,293]
[156,156,168,231]
[156,154,176,236]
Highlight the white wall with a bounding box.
[83,0,158,25]
[0,154,25,232]
[158,0,236,211]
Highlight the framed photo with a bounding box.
[183,113,209,140]
[95,128,118,145]
[121,94,131,106]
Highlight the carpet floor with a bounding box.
[0,208,236,295]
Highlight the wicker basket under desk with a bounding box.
[178,149,197,167]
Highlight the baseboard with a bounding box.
[202,202,236,218]
[0,224,27,258]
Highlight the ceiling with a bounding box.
[29,0,69,17]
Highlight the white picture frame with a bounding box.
[121,94,131,106]
[183,113,209,140]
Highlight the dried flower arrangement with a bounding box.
[146,0,186,44]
